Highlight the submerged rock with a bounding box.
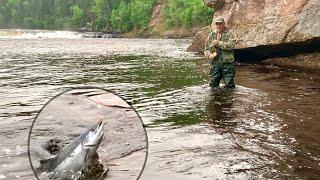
[82,32,113,38]
[263,51,320,71]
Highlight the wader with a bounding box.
[209,60,235,89]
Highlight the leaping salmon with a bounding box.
[36,120,107,179]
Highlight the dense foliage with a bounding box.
[0,0,123,30]
[0,0,213,31]
[164,0,214,27]
[111,0,154,32]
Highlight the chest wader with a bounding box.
[210,60,235,89]
[208,30,236,89]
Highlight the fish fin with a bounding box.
[40,156,56,164]
[37,156,57,173]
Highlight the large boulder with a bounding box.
[188,0,320,52]
[186,26,211,52]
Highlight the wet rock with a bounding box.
[263,51,320,71]
[189,0,320,51]
[88,93,131,108]
[82,32,113,38]
[80,152,107,180]
[149,1,163,27]
[163,29,194,39]
[186,26,211,53]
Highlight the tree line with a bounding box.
[0,0,213,32]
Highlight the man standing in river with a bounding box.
[204,16,236,89]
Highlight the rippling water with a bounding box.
[0,31,319,179]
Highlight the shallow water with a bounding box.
[0,31,319,179]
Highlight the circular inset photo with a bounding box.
[28,87,148,180]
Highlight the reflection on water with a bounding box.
[206,90,236,127]
[0,36,319,179]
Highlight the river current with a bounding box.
[0,30,319,179]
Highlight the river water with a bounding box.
[0,30,319,179]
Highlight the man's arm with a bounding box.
[204,33,218,60]
[217,30,236,50]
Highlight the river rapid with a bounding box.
[0,30,319,179]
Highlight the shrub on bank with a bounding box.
[0,0,213,32]
[71,5,85,28]
[111,1,132,32]
[164,0,213,28]
[111,0,154,33]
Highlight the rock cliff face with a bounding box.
[188,0,320,52]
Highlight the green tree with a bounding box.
[92,0,130,31]
[4,0,24,26]
[130,0,154,29]
[111,0,154,32]
[110,1,132,32]
[91,0,108,31]
[0,12,5,26]
[71,5,85,28]
[23,17,38,28]
[164,0,213,28]
[53,0,72,28]
[0,0,213,32]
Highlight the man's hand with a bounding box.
[204,51,217,60]
[209,52,217,60]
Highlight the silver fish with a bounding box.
[37,120,105,179]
